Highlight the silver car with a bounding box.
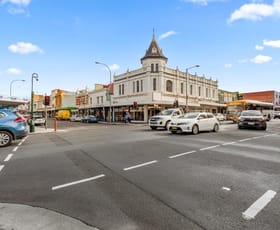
[169,112,219,135]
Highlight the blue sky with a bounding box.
[0,0,279,98]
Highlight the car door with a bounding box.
[197,113,208,131]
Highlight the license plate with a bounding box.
[248,122,255,125]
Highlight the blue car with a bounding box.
[0,109,28,147]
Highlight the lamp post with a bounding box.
[186,65,200,112]
[95,61,112,122]
[30,73,39,133]
[10,79,25,97]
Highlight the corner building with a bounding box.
[112,36,222,122]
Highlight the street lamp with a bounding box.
[30,73,39,132]
[10,79,25,97]
[186,65,200,112]
[95,61,112,122]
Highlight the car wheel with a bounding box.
[192,125,199,135]
[0,131,13,147]
[262,124,267,130]
[165,121,170,130]
[213,124,219,132]
[150,126,157,130]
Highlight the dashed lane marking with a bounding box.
[169,150,196,159]
[123,160,158,171]
[0,165,4,172]
[52,174,105,191]
[4,154,13,162]
[200,145,220,151]
[242,190,277,220]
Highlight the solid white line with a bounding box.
[169,150,196,159]
[123,160,158,171]
[222,141,236,146]
[12,146,18,152]
[0,165,5,172]
[52,174,105,191]
[4,154,13,162]
[222,187,231,191]
[242,190,277,220]
[200,145,220,151]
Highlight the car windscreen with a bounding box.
[183,112,199,119]
[241,111,262,116]
[157,110,173,116]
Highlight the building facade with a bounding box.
[242,90,280,107]
[112,35,222,122]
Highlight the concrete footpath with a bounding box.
[0,203,99,230]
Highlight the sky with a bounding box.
[0,0,279,99]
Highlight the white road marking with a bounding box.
[52,174,105,191]
[0,165,5,172]
[12,146,18,152]
[239,138,252,142]
[222,141,236,146]
[169,150,196,159]
[222,187,231,191]
[242,190,277,220]
[123,160,158,171]
[4,154,13,162]
[200,145,220,151]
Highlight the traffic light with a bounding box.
[44,96,50,106]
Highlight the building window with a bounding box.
[166,80,173,92]
[122,84,124,95]
[97,96,99,104]
[156,63,159,72]
[212,89,215,98]
[151,64,154,72]
[141,80,143,92]
[153,78,156,91]
[206,88,209,98]
[136,81,140,92]
[90,97,92,105]
[190,85,193,95]
[199,86,201,97]
[119,85,121,95]
[181,83,184,94]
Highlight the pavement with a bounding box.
[0,203,99,230]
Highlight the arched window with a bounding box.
[151,64,154,72]
[156,63,159,72]
[166,80,173,92]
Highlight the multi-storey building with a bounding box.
[242,90,280,107]
[113,35,222,122]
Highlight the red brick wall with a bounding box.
[243,91,274,103]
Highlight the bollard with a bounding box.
[54,118,57,131]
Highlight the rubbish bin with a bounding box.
[29,119,35,133]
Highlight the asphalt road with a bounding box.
[0,120,279,230]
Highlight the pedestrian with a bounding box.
[124,111,131,123]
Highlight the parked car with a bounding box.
[215,113,225,121]
[81,115,99,123]
[237,110,267,130]
[0,109,28,147]
[274,110,280,119]
[70,115,82,122]
[169,112,219,135]
[33,114,46,126]
[149,108,184,130]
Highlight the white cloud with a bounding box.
[228,0,280,23]
[109,64,120,71]
[1,0,31,6]
[224,63,232,68]
[1,0,31,15]
[251,54,272,64]
[8,42,44,54]
[159,31,177,40]
[263,39,280,48]
[6,68,21,75]
[180,0,226,6]
[255,45,264,51]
